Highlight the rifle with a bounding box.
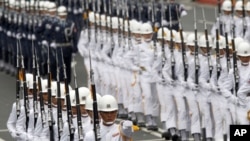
[230,0,235,38]
[89,50,101,141]
[55,49,63,140]
[16,36,21,119]
[217,0,223,35]
[17,37,30,132]
[160,0,166,80]
[242,0,246,37]
[168,2,176,81]
[215,26,221,80]
[194,7,200,88]
[177,7,188,82]
[125,0,132,50]
[35,47,46,128]
[47,40,55,141]
[151,0,157,59]
[202,7,213,78]
[109,0,115,58]
[72,56,84,141]
[231,38,239,96]
[60,48,75,141]
[225,32,231,72]
[31,35,38,128]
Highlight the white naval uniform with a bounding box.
[221,62,250,125]
[185,52,201,135]
[7,100,23,140]
[138,41,159,117]
[209,55,232,140]
[211,14,234,37]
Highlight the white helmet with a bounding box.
[89,12,95,23]
[213,36,226,49]
[222,0,232,11]
[174,31,187,43]
[25,73,33,89]
[124,20,129,32]
[166,30,177,41]
[186,33,195,46]
[57,6,67,16]
[21,0,26,9]
[235,0,243,11]
[223,36,232,49]
[111,17,118,29]
[99,95,118,112]
[9,0,15,8]
[237,42,250,56]
[198,34,212,48]
[234,37,245,51]
[51,81,57,97]
[157,27,169,39]
[95,13,100,26]
[85,93,101,111]
[140,23,153,34]
[48,2,57,12]
[100,14,106,27]
[41,79,48,93]
[78,87,90,105]
[65,90,76,106]
[130,20,141,34]
[246,2,250,11]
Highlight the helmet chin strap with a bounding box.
[241,62,249,66]
[103,121,115,126]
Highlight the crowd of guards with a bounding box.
[6,0,250,141]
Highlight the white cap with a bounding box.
[47,2,57,12]
[25,73,33,89]
[174,31,187,43]
[99,95,118,112]
[130,20,141,34]
[246,1,250,11]
[213,36,226,49]
[41,79,48,93]
[186,33,195,46]
[198,34,212,47]
[57,6,67,16]
[51,81,57,97]
[235,0,243,11]
[111,17,119,29]
[100,14,106,27]
[165,30,177,41]
[234,37,245,51]
[222,0,232,11]
[85,93,101,111]
[140,23,153,34]
[89,12,95,23]
[237,42,250,56]
[157,27,169,39]
[78,87,90,105]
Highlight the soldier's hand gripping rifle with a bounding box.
[17,37,30,132]
[72,56,84,141]
[47,40,55,141]
[202,7,213,79]
[55,49,63,140]
[89,50,101,141]
[60,48,75,141]
[32,36,38,128]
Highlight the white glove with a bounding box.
[31,34,36,40]
[7,31,11,36]
[188,83,198,90]
[50,42,57,48]
[42,40,48,46]
[120,120,133,138]
[74,9,78,14]
[16,33,22,39]
[179,81,187,88]
[202,83,211,91]
[10,131,17,138]
[228,95,238,104]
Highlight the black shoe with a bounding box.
[147,125,158,131]
[137,122,146,127]
[172,134,180,141]
[162,131,171,140]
